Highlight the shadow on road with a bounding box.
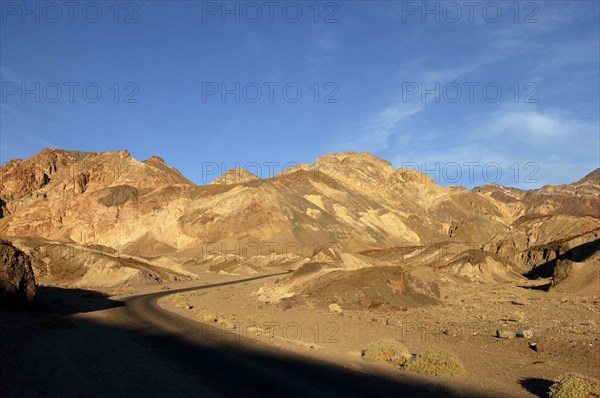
[35,285,125,315]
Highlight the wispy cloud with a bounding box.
[388,104,598,188]
[339,101,424,153]
[485,108,574,139]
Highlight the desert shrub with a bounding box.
[247,314,277,331]
[548,373,600,398]
[362,339,412,366]
[403,347,464,376]
[39,314,78,329]
[193,307,221,323]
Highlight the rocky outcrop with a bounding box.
[0,239,36,308]
[9,237,193,289]
[258,263,440,310]
[549,233,600,295]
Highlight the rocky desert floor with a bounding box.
[158,270,600,397]
[1,269,599,397]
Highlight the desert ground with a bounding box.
[2,267,598,397]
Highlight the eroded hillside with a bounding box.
[0,149,598,299]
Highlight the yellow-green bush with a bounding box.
[362,339,412,366]
[548,373,600,398]
[403,347,464,376]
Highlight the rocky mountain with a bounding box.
[0,148,597,302]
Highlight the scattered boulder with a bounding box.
[528,342,539,352]
[496,329,516,339]
[516,328,535,339]
[0,239,36,308]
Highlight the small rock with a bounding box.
[511,299,529,306]
[386,318,401,327]
[496,329,516,339]
[516,328,535,339]
[529,342,539,352]
[328,303,343,314]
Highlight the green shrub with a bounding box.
[403,347,464,376]
[548,373,600,398]
[362,339,412,366]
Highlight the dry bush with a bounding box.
[403,347,465,376]
[548,373,600,398]
[246,314,277,331]
[193,307,221,323]
[362,339,412,366]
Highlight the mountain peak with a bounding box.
[575,168,600,186]
[316,152,393,168]
[0,148,193,198]
[145,155,166,164]
[209,168,260,185]
[312,151,395,188]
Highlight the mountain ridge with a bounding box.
[0,148,598,297]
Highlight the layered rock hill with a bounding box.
[0,148,598,299]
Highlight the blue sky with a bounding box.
[1,0,598,188]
